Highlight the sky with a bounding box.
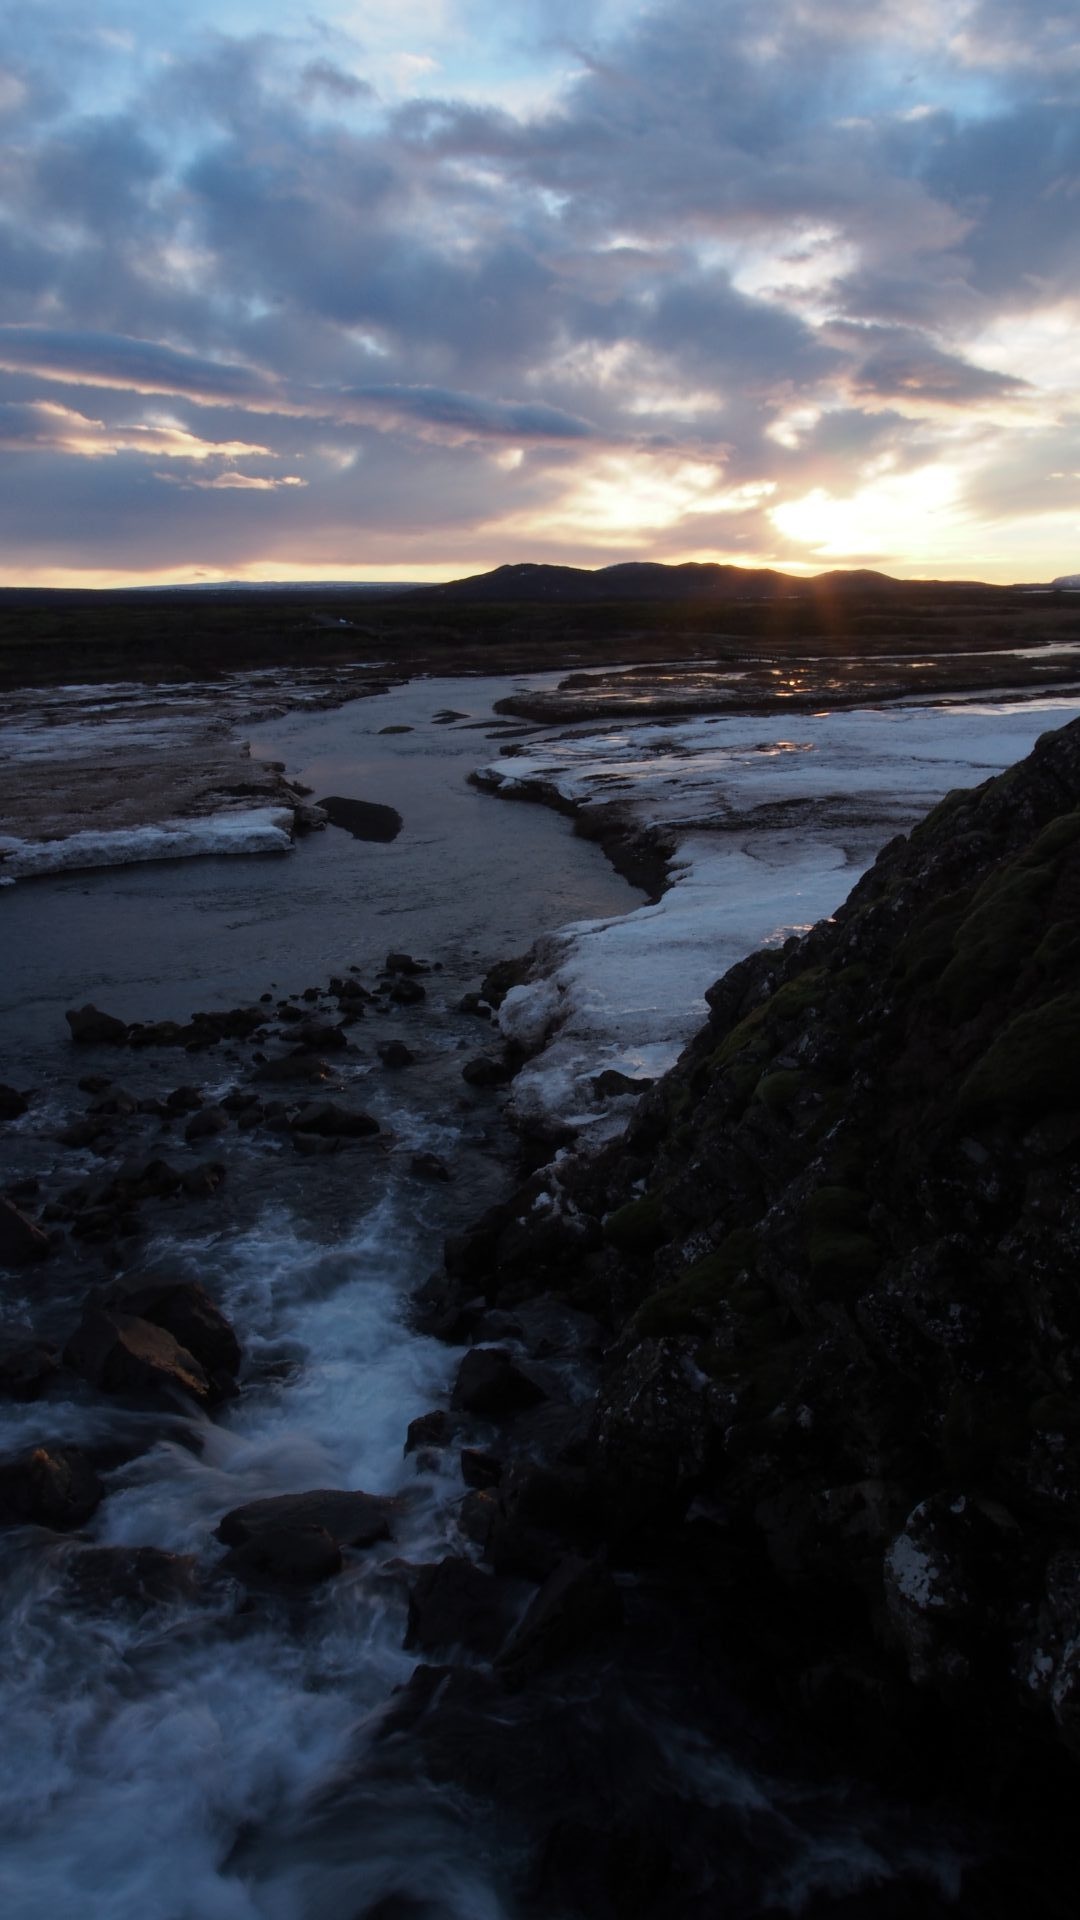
[0,0,1078,586]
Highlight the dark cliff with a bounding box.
[440,715,1080,1775]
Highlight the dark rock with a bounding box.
[57,1117,115,1150]
[461,1448,503,1490]
[404,1555,513,1655]
[185,1108,229,1143]
[62,1545,204,1611]
[450,1347,548,1419]
[251,1054,337,1085]
[0,1445,102,1530]
[103,1275,241,1380]
[77,1074,112,1094]
[64,1308,213,1405]
[5,1176,39,1201]
[65,1005,129,1045]
[461,1053,514,1089]
[486,1461,599,1579]
[224,1523,342,1585]
[458,1489,498,1548]
[385,952,428,975]
[496,1553,622,1681]
[0,1083,29,1119]
[318,796,403,842]
[0,1342,59,1400]
[0,1197,51,1266]
[590,1069,653,1099]
[290,1020,349,1052]
[389,976,426,1006]
[278,1002,305,1022]
[217,1488,394,1555]
[289,1101,380,1138]
[456,993,491,1019]
[379,1041,416,1069]
[405,1410,452,1456]
[88,1087,138,1116]
[166,1085,204,1113]
[179,1162,226,1196]
[410,1152,451,1182]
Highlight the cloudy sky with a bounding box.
[1,0,1078,584]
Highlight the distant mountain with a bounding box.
[410,560,919,605]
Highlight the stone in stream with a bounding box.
[0,1197,51,1267]
[251,1054,338,1086]
[216,1488,394,1584]
[102,1275,242,1381]
[289,1019,349,1053]
[0,1445,103,1530]
[0,1084,29,1119]
[62,1545,205,1612]
[184,1108,230,1143]
[388,976,426,1007]
[409,1152,451,1183]
[385,952,428,976]
[65,1005,129,1045]
[461,1054,514,1090]
[379,1041,416,1069]
[404,1555,514,1655]
[495,1554,622,1684]
[56,1117,116,1151]
[289,1101,380,1139]
[64,1307,213,1405]
[461,1448,503,1490]
[0,1342,59,1400]
[166,1085,204,1113]
[318,795,403,842]
[404,1410,453,1456]
[450,1348,548,1419]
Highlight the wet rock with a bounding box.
[461,1449,503,1491]
[486,1461,599,1579]
[0,1342,59,1400]
[185,1108,230,1143]
[251,1054,337,1086]
[224,1522,342,1585]
[496,1554,622,1682]
[410,1152,451,1182]
[217,1488,394,1559]
[57,1117,115,1151]
[379,1041,416,1069]
[65,1005,129,1045]
[166,1085,204,1113]
[318,796,403,842]
[461,1054,514,1089]
[64,1307,213,1405]
[0,1084,29,1119]
[450,1347,548,1419]
[0,1197,51,1266]
[456,993,492,1019]
[290,1101,380,1138]
[882,1491,1021,1698]
[5,1176,39,1201]
[0,1445,103,1530]
[458,1489,498,1548]
[77,1074,112,1095]
[62,1545,204,1612]
[88,1087,139,1116]
[278,1002,305,1023]
[290,1020,349,1053]
[103,1275,241,1381]
[389,976,426,1006]
[404,1555,513,1655]
[385,952,428,975]
[405,1410,452,1456]
[591,1069,653,1100]
[179,1162,226,1197]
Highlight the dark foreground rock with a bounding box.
[0,1196,51,1266]
[65,1308,214,1405]
[0,1445,102,1529]
[451,1347,548,1419]
[216,1489,395,1583]
[405,1555,516,1655]
[318,795,403,842]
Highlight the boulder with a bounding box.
[289,1102,380,1138]
[64,1308,213,1405]
[496,1554,622,1682]
[0,1342,59,1400]
[379,1041,416,1069]
[410,1152,451,1183]
[450,1348,548,1419]
[0,1197,51,1266]
[166,1085,204,1113]
[223,1522,342,1585]
[0,1445,102,1529]
[185,1108,229,1143]
[404,1410,452,1456]
[389,976,426,1006]
[318,796,402,842]
[62,1545,204,1611]
[216,1488,394,1552]
[461,1053,514,1090]
[461,1448,503,1490]
[0,1084,29,1119]
[289,1020,349,1053]
[103,1275,241,1381]
[252,1054,337,1085]
[65,1005,129,1045]
[404,1555,513,1655]
[385,952,428,975]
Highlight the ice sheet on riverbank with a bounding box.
[0,806,295,882]
[490,697,1080,1140]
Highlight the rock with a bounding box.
[0,1197,51,1266]
[496,1554,622,1682]
[166,1085,204,1113]
[461,1448,503,1490]
[404,1555,513,1655]
[185,1108,229,1143]
[62,1545,204,1612]
[289,1020,349,1053]
[216,1489,394,1581]
[65,1005,129,1045]
[486,1461,599,1579]
[57,1117,115,1150]
[389,976,426,1006]
[379,1041,416,1069]
[456,993,491,1019]
[590,1069,653,1099]
[64,1308,213,1405]
[450,1348,548,1419]
[88,1087,138,1116]
[591,1339,725,1536]
[77,1075,112,1095]
[385,952,428,975]
[458,1489,498,1548]
[318,796,403,842]
[179,1162,226,1196]
[103,1275,241,1381]
[0,1445,103,1530]
[461,1054,514,1089]
[0,1342,59,1400]
[405,1410,452,1456]
[251,1054,337,1086]
[289,1101,380,1138]
[378,724,413,734]
[0,1084,29,1119]
[410,1152,451,1183]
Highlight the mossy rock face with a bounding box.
[753,1069,806,1112]
[1034,919,1080,978]
[1020,809,1080,867]
[629,1228,758,1339]
[805,1228,879,1289]
[896,888,974,988]
[937,861,1056,1018]
[711,968,828,1070]
[603,1192,668,1255]
[804,1185,869,1232]
[959,990,1080,1121]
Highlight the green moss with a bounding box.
[1020,810,1080,867]
[959,990,1080,1120]
[938,861,1056,1017]
[909,786,970,841]
[628,1228,758,1338]
[603,1192,668,1254]
[896,888,974,987]
[753,1069,806,1111]
[710,968,827,1071]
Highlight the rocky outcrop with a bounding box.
[439,717,1080,1773]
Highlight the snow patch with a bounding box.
[0,807,295,882]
